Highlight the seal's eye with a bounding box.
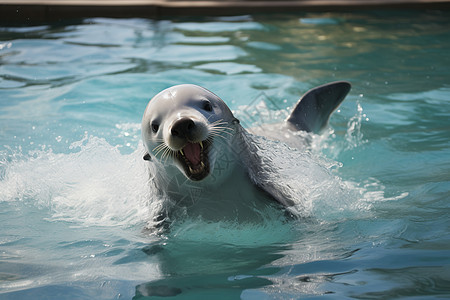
[151,123,159,133]
[203,101,213,112]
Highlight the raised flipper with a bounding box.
[286,81,351,134]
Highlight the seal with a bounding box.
[141,82,351,225]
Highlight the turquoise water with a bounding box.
[1,10,449,299]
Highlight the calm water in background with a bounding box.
[0,10,449,299]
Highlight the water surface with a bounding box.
[0,11,449,299]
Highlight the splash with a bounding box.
[345,101,367,149]
[242,133,373,221]
[311,99,368,158]
[0,135,152,227]
[0,109,392,233]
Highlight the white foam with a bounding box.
[244,134,371,221]
[0,135,153,227]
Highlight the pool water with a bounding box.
[1,10,449,299]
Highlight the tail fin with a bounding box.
[286,81,351,133]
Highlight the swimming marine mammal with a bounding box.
[141,82,351,225]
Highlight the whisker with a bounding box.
[154,148,166,158]
[210,129,234,137]
[211,131,234,138]
[161,147,173,164]
[209,133,232,141]
[209,120,233,127]
[208,131,234,144]
[209,120,228,126]
[153,143,168,156]
[208,119,231,128]
[153,142,177,164]
[210,125,234,131]
[208,120,235,135]
[209,124,234,133]
[153,143,166,151]
[210,125,232,131]
[208,118,226,125]
[153,148,164,157]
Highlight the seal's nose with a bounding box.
[171,117,196,139]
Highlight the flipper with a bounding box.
[286,81,351,133]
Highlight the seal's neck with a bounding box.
[164,162,276,222]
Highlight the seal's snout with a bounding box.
[171,117,196,139]
[167,116,211,181]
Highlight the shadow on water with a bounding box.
[133,240,287,299]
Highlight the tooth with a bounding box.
[201,162,205,168]
[199,141,203,149]
[189,166,193,173]
[180,149,184,156]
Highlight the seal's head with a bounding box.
[142,84,239,181]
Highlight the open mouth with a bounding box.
[176,140,210,181]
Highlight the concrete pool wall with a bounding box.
[1,0,450,22]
